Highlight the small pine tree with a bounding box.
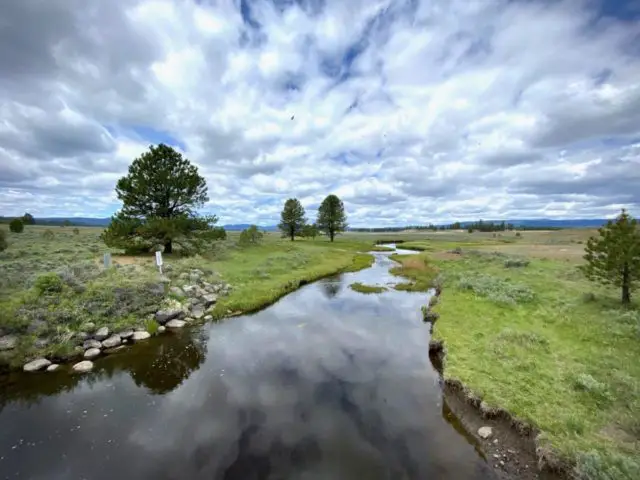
[9,219,24,233]
[278,198,306,241]
[317,194,347,242]
[22,213,35,225]
[580,209,640,305]
[238,225,264,246]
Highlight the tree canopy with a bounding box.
[317,194,347,242]
[102,144,224,254]
[581,209,640,305]
[22,213,35,225]
[278,198,306,241]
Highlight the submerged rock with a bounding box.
[155,309,182,325]
[157,326,166,333]
[83,339,102,350]
[131,331,151,341]
[166,319,186,328]
[24,358,52,372]
[72,360,94,373]
[118,330,134,339]
[84,348,101,359]
[94,327,109,341]
[101,335,122,349]
[46,364,60,372]
[0,335,18,351]
[478,426,493,439]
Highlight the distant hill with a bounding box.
[506,219,607,228]
[223,224,278,231]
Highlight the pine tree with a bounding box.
[278,198,306,241]
[581,209,640,305]
[317,194,347,242]
[22,213,35,225]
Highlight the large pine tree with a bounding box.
[317,194,347,242]
[278,198,306,241]
[581,209,640,305]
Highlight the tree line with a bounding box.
[278,195,347,242]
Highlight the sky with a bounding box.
[1,0,639,227]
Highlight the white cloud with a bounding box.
[1,0,639,225]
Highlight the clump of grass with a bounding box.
[504,258,530,268]
[496,328,549,350]
[42,229,55,240]
[34,272,64,295]
[574,451,640,480]
[144,318,160,335]
[349,282,386,294]
[457,273,535,305]
[572,373,612,402]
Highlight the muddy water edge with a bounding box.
[1,245,506,480]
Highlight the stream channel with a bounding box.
[0,245,496,479]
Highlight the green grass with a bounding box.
[388,254,440,291]
[422,250,640,476]
[349,282,386,294]
[369,245,395,252]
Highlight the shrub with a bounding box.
[504,258,530,268]
[42,229,55,240]
[238,225,264,246]
[9,219,24,233]
[574,451,640,480]
[515,232,522,237]
[73,228,80,235]
[34,272,64,294]
[144,318,160,335]
[0,229,7,252]
[572,373,612,402]
[457,273,535,305]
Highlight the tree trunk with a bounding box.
[290,228,295,241]
[165,240,172,254]
[622,262,630,305]
[330,230,335,242]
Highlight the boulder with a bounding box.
[478,426,493,439]
[72,360,94,373]
[169,286,185,298]
[75,332,90,343]
[131,331,151,341]
[182,285,197,297]
[204,315,213,322]
[158,326,166,333]
[155,309,182,325]
[166,319,186,328]
[83,339,102,350]
[201,294,218,307]
[24,358,52,372]
[101,335,122,349]
[84,348,101,359]
[0,335,18,351]
[191,304,205,319]
[46,364,60,372]
[183,317,195,323]
[118,330,134,339]
[94,327,109,341]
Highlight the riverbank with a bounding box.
[391,238,640,479]
[0,226,375,370]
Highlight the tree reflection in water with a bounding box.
[319,274,343,299]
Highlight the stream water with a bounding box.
[0,246,495,479]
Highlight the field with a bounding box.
[0,225,374,368]
[387,229,639,479]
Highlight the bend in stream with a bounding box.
[0,245,495,479]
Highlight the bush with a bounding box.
[9,219,24,233]
[515,232,522,238]
[73,228,80,235]
[457,273,535,305]
[0,229,7,252]
[34,272,64,294]
[144,318,160,335]
[574,451,640,480]
[504,258,530,268]
[42,229,55,240]
[238,225,264,247]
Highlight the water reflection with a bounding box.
[0,248,496,479]
[318,274,343,299]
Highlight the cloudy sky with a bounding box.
[1,0,639,226]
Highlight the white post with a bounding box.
[155,251,163,275]
[103,253,112,269]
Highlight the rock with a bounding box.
[478,426,493,439]
[183,317,195,323]
[423,311,440,323]
[34,338,50,348]
[103,345,125,355]
[158,326,166,333]
[83,339,102,350]
[155,309,182,325]
[204,315,213,322]
[146,282,166,296]
[191,304,205,319]
[23,358,52,372]
[101,335,122,349]
[166,319,186,328]
[118,330,134,339]
[82,322,96,332]
[169,286,185,298]
[131,331,151,341]
[75,332,90,343]
[46,364,60,372]
[94,327,109,341]
[0,335,18,351]
[84,348,101,359]
[72,360,93,373]
[201,294,218,307]
[27,320,46,334]
[183,285,197,297]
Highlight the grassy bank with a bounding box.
[0,226,374,367]
[390,235,640,478]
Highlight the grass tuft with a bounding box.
[349,282,386,294]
